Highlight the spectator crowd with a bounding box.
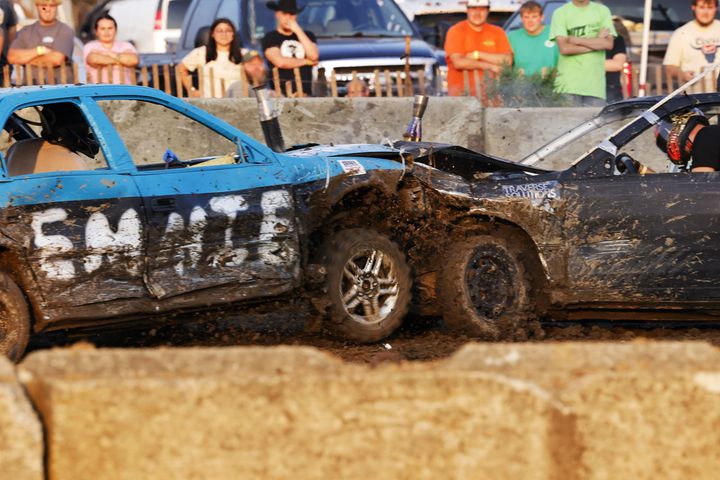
[0,0,719,103]
[444,0,720,105]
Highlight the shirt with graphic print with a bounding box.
[262,30,317,95]
[508,26,558,76]
[664,19,720,76]
[550,1,615,99]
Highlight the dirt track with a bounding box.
[27,298,720,364]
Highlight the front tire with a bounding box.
[0,272,31,362]
[438,234,532,340]
[321,228,411,343]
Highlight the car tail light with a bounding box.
[154,7,162,30]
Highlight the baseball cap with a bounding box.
[467,0,490,7]
[241,49,261,63]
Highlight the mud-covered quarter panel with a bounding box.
[0,173,147,328]
[400,142,564,280]
[281,144,407,245]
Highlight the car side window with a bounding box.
[616,113,720,175]
[97,100,239,169]
[0,101,108,177]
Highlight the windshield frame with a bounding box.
[247,0,417,44]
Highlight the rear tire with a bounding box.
[0,272,30,362]
[321,228,411,343]
[438,234,532,340]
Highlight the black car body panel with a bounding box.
[397,94,720,321]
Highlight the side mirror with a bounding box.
[194,26,211,48]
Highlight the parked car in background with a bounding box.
[141,0,441,95]
[80,0,156,52]
[153,0,192,53]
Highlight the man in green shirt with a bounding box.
[508,1,558,76]
[549,0,615,106]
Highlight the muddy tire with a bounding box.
[321,228,411,343]
[0,272,30,362]
[438,235,531,340]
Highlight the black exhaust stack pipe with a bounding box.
[253,85,286,153]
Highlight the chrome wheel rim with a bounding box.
[340,248,400,325]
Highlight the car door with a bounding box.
[0,98,148,311]
[561,166,720,303]
[95,98,299,300]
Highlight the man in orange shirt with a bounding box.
[444,0,513,96]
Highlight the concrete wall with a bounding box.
[103,97,663,173]
[0,357,43,480]
[3,342,719,479]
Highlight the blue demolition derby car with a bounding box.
[0,85,415,360]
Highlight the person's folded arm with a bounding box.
[450,53,501,72]
[118,51,139,67]
[573,35,613,51]
[665,64,694,82]
[473,50,512,66]
[29,50,65,67]
[555,36,593,55]
[264,47,313,69]
[605,52,627,72]
[7,47,40,65]
[86,50,116,67]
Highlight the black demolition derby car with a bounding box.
[0,84,717,361]
[399,93,720,339]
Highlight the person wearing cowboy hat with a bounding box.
[261,0,318,96]
[8,0,74,82]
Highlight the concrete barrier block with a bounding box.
[564,369,720,479]
[193,97,485,152]
[0,357,44,480]
[20,346,564,480]
[446,342,720,478]
[483,107,598,167]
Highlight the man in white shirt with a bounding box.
[664,0,720,82]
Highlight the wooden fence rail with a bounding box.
[1,63,716,101]
[0,63,430,99]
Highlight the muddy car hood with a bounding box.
[284,143,402,158]
[283,141,552,191]
[285,142,551,173]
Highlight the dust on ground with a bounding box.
[27,298,720,364]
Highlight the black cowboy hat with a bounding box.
[266,0,304,14]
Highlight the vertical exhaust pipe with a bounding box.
[403,94,428,142]
[253,85,286,153]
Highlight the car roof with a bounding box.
[0,84,173,102]
[0,84,269,154]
